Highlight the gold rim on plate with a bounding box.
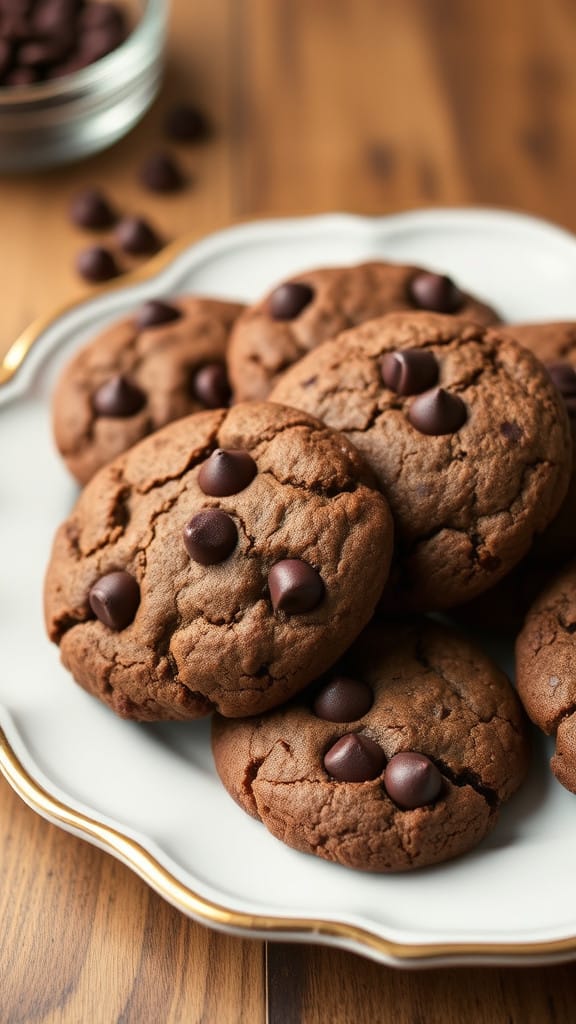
[3,724,576,963]
[2,220,576,964]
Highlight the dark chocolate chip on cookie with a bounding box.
[52,296,244,484]
[44,401,393,721]
[212,619,529,872]
[270,311,572,611]
[228,261,499,402]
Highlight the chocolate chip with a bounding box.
[198,448,257,497]
[546,361,576,416]
[33,0,77,36]
[164,103,211,143]
[408,387,467,435]
[136,299,182,330]
[79,2,126,33]
[19,33,72,65]
[268,559,324,614]
[384,752,442,809]
[380,349,439,396]
[1,15,29,44]
[500,420,523,444]
[116,216,161,256]
[323,733,386,782]
[70,187,117,230]
[92,375,146,417]
[183,509,238,565]
[76,245,120,283]
[547,360,576,396]
[79,22,124,63]
[0,38,12,75]
[409,272,464,313]
[5,65,38,84]
[89,571,140,630]
[313,676,373,722]
[0,0,126,84]
[268,282,314,320]
[190,362,231,409]
[140,151,186,193]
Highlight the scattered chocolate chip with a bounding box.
[140,151,186,193]
[384,751,442,809]
[164,103,210,143]
[190,362,231,409]
[546,361,576,417]
[268,282,314,320]
[409,271,464,313]
[380,349,439,396]
[313,677,373,722]
[136,299,182,330]
[89,570,140,630]
[500,420,523,443]
[198,448,257,497]
[407,387,467,435]
[268,559,324,614]
[116,216,161,255]
[76,245,119,283]
[70,187,117,230]
[183,509,238,565]
[92,374,146,417]
[323,733,386,782]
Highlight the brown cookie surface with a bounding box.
[53,295,244,485]
[270,312,572,610]
[507,322,576,566]
[212,619,529,872]
[516,559,576,793]
[44,402,393,721]
[228,262,499,402]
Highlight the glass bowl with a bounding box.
[0,0,167,172]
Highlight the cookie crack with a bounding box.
[433,757,498,809]
[52,613,85,642]
[260,466,358,499]
[550,701,576,735]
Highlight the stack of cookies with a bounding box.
[44,258,576,873]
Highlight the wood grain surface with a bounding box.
[3,1,576,1021]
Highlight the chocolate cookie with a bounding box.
[44,402,393,721]
[516,559,576,793]
[53,296,244,485]
[507,322,576,565]
[269,312,572,610]
[228,262,499,402]
[450,322,576,632]
[212,619,529,872]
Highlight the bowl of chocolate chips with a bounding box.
[0,0,166,171]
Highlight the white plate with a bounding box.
[3,209,576,969]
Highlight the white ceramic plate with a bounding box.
[3,209,576,969]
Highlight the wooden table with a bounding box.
[3,1,576,1020]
